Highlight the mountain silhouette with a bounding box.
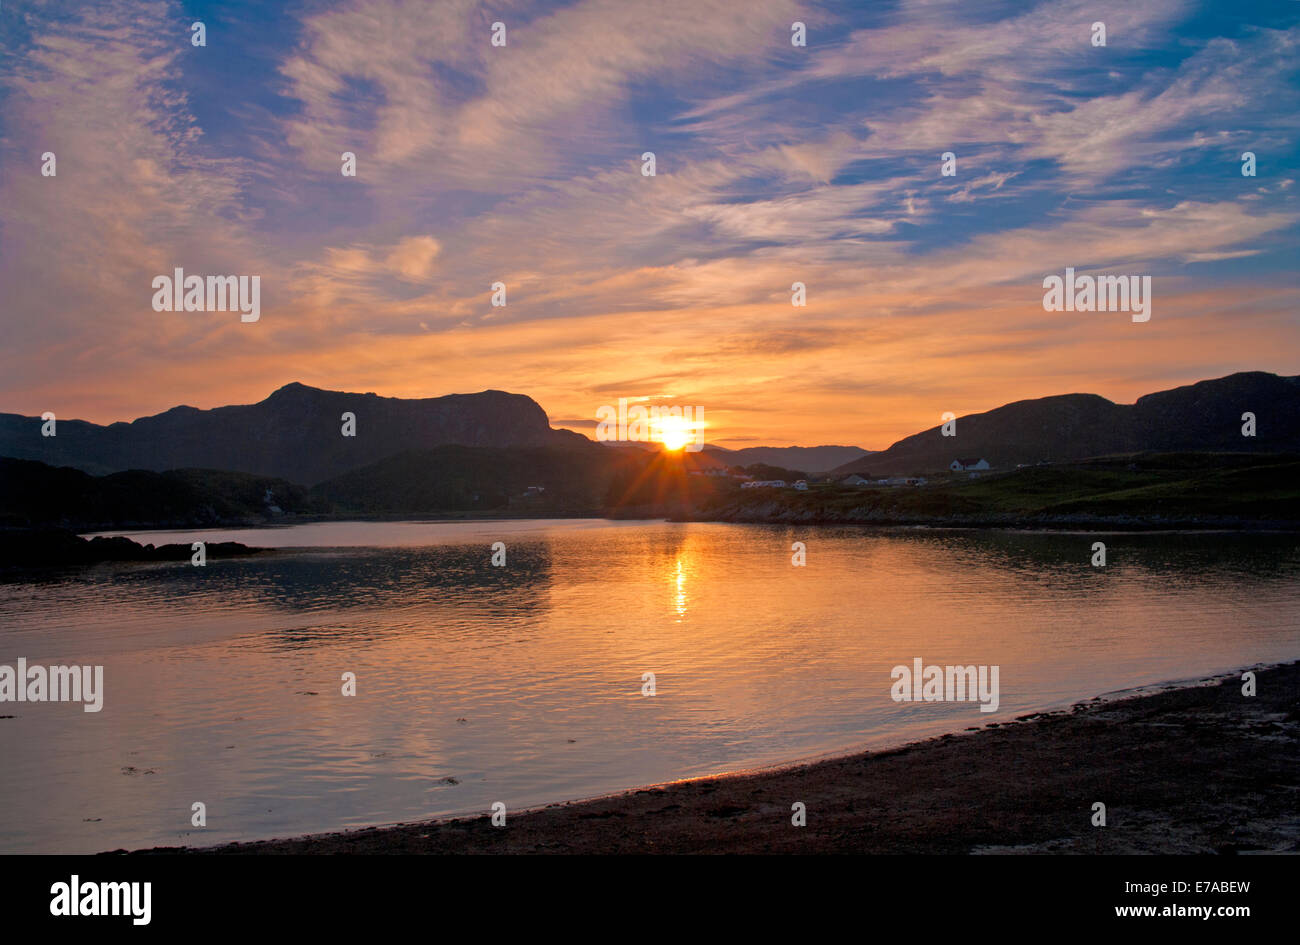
[0,382,586,486]
[704,444,872,473]
[4,372,1296,488]
[829,372,1300,477]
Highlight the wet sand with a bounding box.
[139,662,1299,855]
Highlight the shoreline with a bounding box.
[78,514,1300,537]
[680,507,1300,532]
[129,661,1300,855]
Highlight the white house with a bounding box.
[793,480,809,491]
[840,474,870,486]
[950,458,990,471]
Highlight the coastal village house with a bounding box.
[839,474,928,487]
[949,458,990,471]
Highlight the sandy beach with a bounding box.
[137,661,1299,855]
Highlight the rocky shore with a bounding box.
[0,528,265,568]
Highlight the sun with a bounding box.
[651,415,696,451]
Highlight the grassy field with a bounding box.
[698,452,1300,527]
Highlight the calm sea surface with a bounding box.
[1,519,1297,853]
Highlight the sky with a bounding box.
[0,0,1297,450]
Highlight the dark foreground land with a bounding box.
[695,453,1300,530]
[140,662,1299,855]
[7,451,1300,534]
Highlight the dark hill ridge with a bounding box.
[704,444,872,473]
[0,382,587,486]
[0,457,325,530]
[830,372,1300,477]
[312,443,625,514]
[0,444,720,532]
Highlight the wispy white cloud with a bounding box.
[1,0,1296,447]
